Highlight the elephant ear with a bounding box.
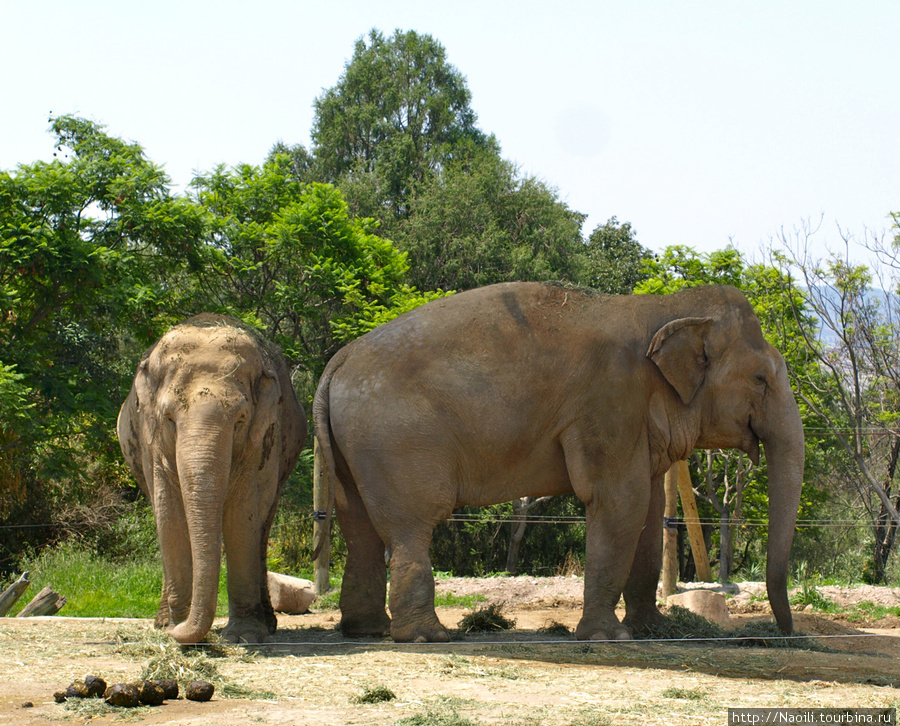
[249,367,281,457]
[134,359,154,411]
[647,317,712,405]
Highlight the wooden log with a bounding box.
[660,465,679,598]
[17,586,66,617]
[676,460,712,582]
[0,571,30,616]
[312,437,331,596]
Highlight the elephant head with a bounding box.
[647,286,804,634]
[118,315,304,644]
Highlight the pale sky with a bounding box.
[2,0,897,260]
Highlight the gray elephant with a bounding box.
[117,315,306,644]
[313,282,804,643]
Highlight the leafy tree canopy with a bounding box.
[191,153,446,385]
[581,217,651,294]
[311,28,490,221]
[390,148,586,291]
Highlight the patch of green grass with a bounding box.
[568,713,612,726]
[662,687,705,700]
[11,542,231,618]
[394,710,482,726]
[844,600,900,622]
[435,591,488,608]
[789,582,839,613]
[354,684,397,704]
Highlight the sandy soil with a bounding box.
[1,578,899,725]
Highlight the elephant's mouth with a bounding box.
[745,418,761,466]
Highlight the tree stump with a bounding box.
[16,586,66,617]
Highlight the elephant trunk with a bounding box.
[757,365,805,635]
[169,411,233,645]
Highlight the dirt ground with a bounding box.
[2,577,900,725]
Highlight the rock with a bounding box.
[84,675,107,698]
[666,590,731,625]
[53,691,67,703]
[134,680,166,706]
[105,683,140,708]
[267,572,316,614]
[22,701,33,708]
[153,678,179,700]
[185,680,214,702]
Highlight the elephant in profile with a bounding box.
[117,315,306,644]
[314,282,804,643]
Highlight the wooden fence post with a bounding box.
[0,571,30,616]
[312,437,331,596]
[675,460,712,582]
[661,465,679,597]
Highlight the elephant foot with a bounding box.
[390,617,450,643]
[575,615,632,642]
[340,612,392,639]
[222,616,272,644]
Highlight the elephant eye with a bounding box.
[754,374,768,389]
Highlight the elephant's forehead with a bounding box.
[155,326,264,369]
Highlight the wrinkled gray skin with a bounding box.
[117,315,306,644]
[314,282,804,643]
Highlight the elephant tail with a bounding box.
[311,351,347,561]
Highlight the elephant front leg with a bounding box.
[576,504,641,641]
[222,497,271,644]
[622,474,667,635]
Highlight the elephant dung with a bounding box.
[105,683,140,708]
[267,572,315,614]
[666,590,731,625]
[185,681,215,702]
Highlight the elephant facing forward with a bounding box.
[314,282,804,643]
[117,315,305,644]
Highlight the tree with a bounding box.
[390,149,587,291]
[581,217,650,294]
[772,224,900,582]
[0,115,207,553]
[311,29,490,222]
[190,153,446,393]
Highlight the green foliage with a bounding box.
[391,148,586,291]
[0,115,207,560]
[581,217,651,294]
[431,496,585,576]
[312,28,489,221]
[11,542,163,617]
[192,159,447,385]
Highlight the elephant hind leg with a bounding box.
[336,476,391,638]
[386,532,449,643]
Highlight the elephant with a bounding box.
[117,314,306,644]
[313,282,804,643]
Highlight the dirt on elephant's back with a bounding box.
[2,578,899,726]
